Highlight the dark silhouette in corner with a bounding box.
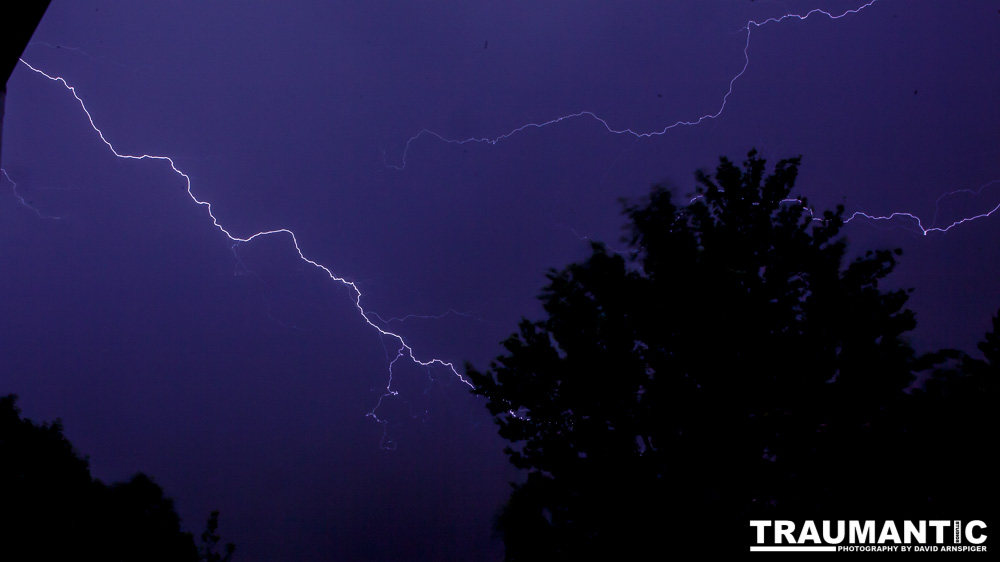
[1,1,52,170]
[468,150,994,560]
[0,394,235,561]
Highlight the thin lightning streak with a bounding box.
[27,41,154,73]
[843,180,1000,235]
[385,1,881,170]
[16,59,474,438]
[1,168,63,219]
[385,0,1000,236]
[11,0,994,445]
[684,184,1000,235]
[369,307,482,326]
[559,224,631,256]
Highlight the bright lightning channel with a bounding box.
[9,0,997,446]
[14,59,473,448]
[387,0,998,235]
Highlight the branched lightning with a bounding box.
[386,1,881,171]
[9,0,996,447]
[386,0,998,235]
[15,59,473,446]
[843,180,1000,235]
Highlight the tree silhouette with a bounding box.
[468,150,989,559]
[200,510,237,562]
[897,309,996,514]
[0,394,234,561]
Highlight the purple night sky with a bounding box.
[2,1,998,560]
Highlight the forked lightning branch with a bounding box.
[750,520,988,553]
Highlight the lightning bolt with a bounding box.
[7,0,995,447]
[13,59,473,447]
[386,1,882,170]
[843,180,1000,235]
[682,181,1000,236]
[384,0,998,236]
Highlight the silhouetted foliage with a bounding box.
[468,150,993,559]
[201,510,237,562]
[0,394,234,561]
[899,310,996,512]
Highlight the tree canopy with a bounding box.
[468,150,994,559]
[0,394,234,561]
